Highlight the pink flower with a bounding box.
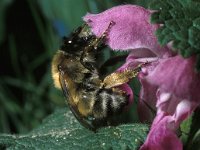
[140,112,183,150]
[83,4,200,150]
[139,56,199,150]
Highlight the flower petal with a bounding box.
[146,56,200,103]
[138,56,200,150]
[173,99,197,125]
[138,76,157,123]
[140,113,183,150]
[84,5,170,57]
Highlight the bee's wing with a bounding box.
[59,72,97,131]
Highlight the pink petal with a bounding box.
[124,55,200,149]
[137,75,157,123]
[156,90,180,115]
[156,90,197,126]
[83,5,171,57]
[146,56,200,103]
[173,99,197,125]
[138,55,200,149]
[140,113,182,150]
[137,56,200,121]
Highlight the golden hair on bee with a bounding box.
[51,50,65,89]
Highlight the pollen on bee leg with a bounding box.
[112,88,126,95]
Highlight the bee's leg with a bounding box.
[80,46,97,72]
[102,63,147,89]
[80,37,106,72]
[80,22,114,72]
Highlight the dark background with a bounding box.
[0,0,150,134]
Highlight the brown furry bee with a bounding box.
[51,23,144,131]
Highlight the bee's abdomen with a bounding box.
[93,89,128,119]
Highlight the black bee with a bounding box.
[51,22,144,131]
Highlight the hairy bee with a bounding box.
[51,23,144,131]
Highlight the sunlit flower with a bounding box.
[84,4,200,150]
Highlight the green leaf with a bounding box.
[184,108,200,150]
[149,0,200,71]
[0,108,149,150]
[180,114,193,145]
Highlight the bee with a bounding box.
[51,22,145,131]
